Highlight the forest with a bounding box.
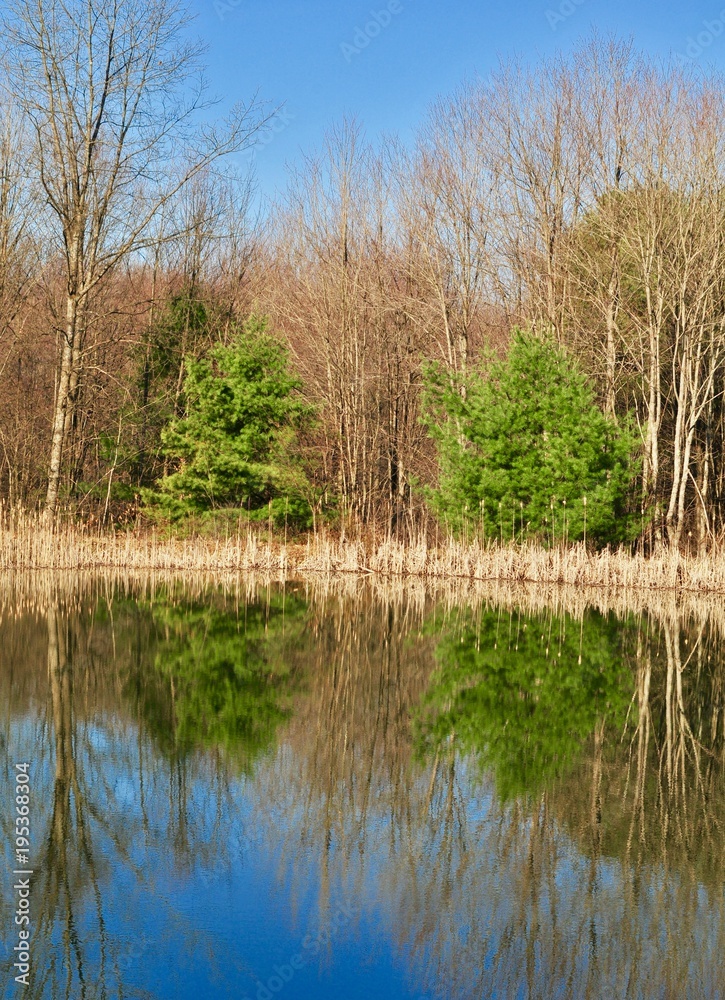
[2,0,725,553]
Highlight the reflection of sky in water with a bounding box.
[2,591,725,1000]
[3,709,723,1000]
[113,774,136,807]
[1,719,431,999]
[86,724,111,752]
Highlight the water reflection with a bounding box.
[415,606,635,799]
[0,580,723,999]
[127,589,308,765]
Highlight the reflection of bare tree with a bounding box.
[249,595,725,999]
[594,612,725,880]
[20,607,110,1000]
[248,590,437,931]
[2,577,725,999]
[627,631,652,850]
[1,591,258,999]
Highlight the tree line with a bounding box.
[1,6,725,549]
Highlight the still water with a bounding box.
[1,577,724,999]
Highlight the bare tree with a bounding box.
[0,97,43,503]
[401,81,500,377]
[271,120,432,530]
[0,99,38,355]
[0,0,271,516]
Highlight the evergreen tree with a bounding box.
[145,316,313,522]
[131,292,212,489]
[423,331,638,544]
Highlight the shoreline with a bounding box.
[1,516,723,595]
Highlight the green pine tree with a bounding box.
[423,330,638,545]
[144,315,314,523]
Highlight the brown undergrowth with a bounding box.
[0,508,723,595]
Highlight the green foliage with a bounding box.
[76,479,136,503]
[415,607,634,800]
[423,331,639,545]
[125,292,213,489]
[245,495,314,531]
[127,590,308,769]
[144,315,314,523]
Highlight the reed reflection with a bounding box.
[0,580,723,1000]
[0,586,310,999]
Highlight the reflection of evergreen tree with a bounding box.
[127,590,309,769]
[416,607,634,799]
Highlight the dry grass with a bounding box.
[2,508,725,595]
[3,553,725,646]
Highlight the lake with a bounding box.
[1,576,723,999]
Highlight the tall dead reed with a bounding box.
[2,508,725,594]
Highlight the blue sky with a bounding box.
[188,0,725,201]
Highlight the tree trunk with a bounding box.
[44,292,78,518]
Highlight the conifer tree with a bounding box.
[424,331,638,545]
